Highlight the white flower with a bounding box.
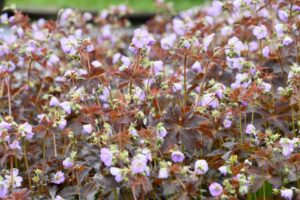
[281,189,293,200]
[194,160,208,175]
[158,167,169,179]
[4,168,23,188]
[110,167,123,182]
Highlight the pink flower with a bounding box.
[58,119,67,130]
[121,56,131,67]
[63,158,74,169]
[142,148,152,161]
[91,60,102,68]
[191,61,202,73]
[9,140,21,150]
[60,35,78,55]
[86,44,94,52]
[20,123,34,140]
[279,138,295,157]
[200,93,219,108]
[226,37,246,56]
[173,19,186,36]
[156,123,167,138]
[245,124,256,135]
[223,116,232,129]
[0,183,8,198]
[171,151,185,163]
[0,121,12,130]
[253,25,268,40]
[209,182,223,197]
[131,154,147,174]
[112,53,121,64]
[282,36,293,46]
[261,82,271,92]
[101,25,111,39]
[82,124,93,135]
[262,46,270,58]
[173,82,183,92]
[231,73,251,89]
[207,1,223,16]
[161,34,177,50]
[49,96,60,107]
[48,54,60,66]
[100,148,113,167]
[275,24,285,37]
[110,167,123,182]
[55,195,64,200]
[249,41,258,52]
[4,168,22,188]
[59,101,72,114]
[221,26,233,36]
[218,166,228,176]
[152,60,163,75]
[52,171,65,184]
[132,28,154,49]
[203,33,215,52]
[278,10,288,22]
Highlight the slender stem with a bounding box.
[35,77,45,103]
[296,165,300,189]
[107,86,114,106]
[239,114,243,142]
[263,182,266,200]
[23,140,32,190]
[53,133,57,157]
[247,193,251,200]
[292,107,296,137]
[259,40,263,61]
[200,136,203,158]
[10,155,14,192]
[75,169,81,200]
[199,183,202,200]
[0,80,4,97]
[131,187,137,200]
[42,135,46,160]
[6,77,12,116]
[276,49,286,82]
[289,1,294,21]
[113,189,118,200]
[251,106,255,125]
[183,56,188,106]
[27,59,33,85]
[129,81,133,99]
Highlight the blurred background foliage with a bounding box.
[6,0,206,12]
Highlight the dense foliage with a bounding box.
[0,0,299,199]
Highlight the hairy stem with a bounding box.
[183,56,188,106]
[53,133,57,157]
[23,140,32,191]
[10,155,14,192]
[276,49,286,82]
[113,189,118,200]
[263,182,266,200]
[239,114,243,143]
[75,169,82,200]
[296,165,300,189]
[27,59,33,85]
[6,77,12,116]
